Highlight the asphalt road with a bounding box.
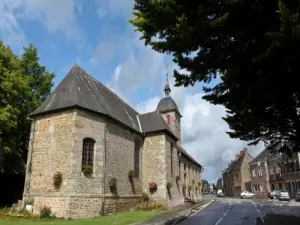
[177,197,300,225]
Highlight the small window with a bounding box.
[82,138,95,172]
[166,115,171,125]
[252,169,256,177]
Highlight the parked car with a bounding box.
[240,191,255,198]
[269,190,281,199]
[295,189,300,201]
[217,190,225,197]
[278,189,290,201]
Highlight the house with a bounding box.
[22,65,203,218]
[222,149,253,197]
[249,146,272,195]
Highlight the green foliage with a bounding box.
[130,0,300,152]
[39,206,52,219]
[0,41,54,173]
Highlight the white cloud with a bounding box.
[95,0,134,18]
[0,0,81,48]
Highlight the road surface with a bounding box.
[178,197,300,225]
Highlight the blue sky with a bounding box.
[0,0,263,183]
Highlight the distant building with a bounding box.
[222,149,253,197]
[216,177,223,190]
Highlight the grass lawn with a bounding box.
[0,210,164,225]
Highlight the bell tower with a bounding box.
[156,70,182,142]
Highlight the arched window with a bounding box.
[82,138,95,171]
[166,115,171,125]
[134,139,140,178]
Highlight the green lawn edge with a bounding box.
[0,210,164,225]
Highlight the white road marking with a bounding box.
[255,204,264,223]
[213,201,231,225]
[215,217,223,225]
[187,199,214,218]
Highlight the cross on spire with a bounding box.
[164,64,171,96]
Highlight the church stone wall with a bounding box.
[25,109,107,218]
[180,156,202,202]
[104,120,143,213]
[165,135,185,207]
[161,112,181,142]
[142,133,167,203]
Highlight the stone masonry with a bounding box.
[23,65,203,218]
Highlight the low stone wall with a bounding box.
[104,196,142,214]
[31,195,142,219]
[33,196,72,218]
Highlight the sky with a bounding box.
[0,0,265,183]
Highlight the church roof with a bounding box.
[30,64,201,168]
[30,64,141,132]
[156,96,182,117]
[138,111,178,140]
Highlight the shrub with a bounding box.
[82,165,93,177]
[135,201,165,211]
[40,206,52,219]
[109,178,117,191]
[142,192,150,202]
[53,172,63,189]
[167,182,172,189]
[128,170,135,178]
[24,198,34,205]
[176,175,180,181]
[149,182,157,194]
[182,184,187,189]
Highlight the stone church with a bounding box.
[23,64,203,218]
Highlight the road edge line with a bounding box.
[171,199,214,225]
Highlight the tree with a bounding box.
[130,0,300,152]
[0,42,54,173]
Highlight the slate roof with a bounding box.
[177,145,203,169]
[30,64,202,168]
[157,97,182,117]
[138,111,178,139]
[249,142,282,164]
[30,65,142,132]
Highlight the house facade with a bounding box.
[22,65,203,218]
[222,149,253,197]
[249,147,271,195]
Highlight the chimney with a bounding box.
[236,154,240,160]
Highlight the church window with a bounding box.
[167,115,171,125]
[82,138,95,172]
[171,143,173,175]
[134,139,140,178]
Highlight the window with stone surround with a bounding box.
[252,169,256,177]
[82,138,95,171]
[134,139,140,178]
[258,166,263,176]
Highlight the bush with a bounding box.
[167,182,172,189]
[40,206,52,219]
[128,170,135,178]
[142,192,150,202]
[135,201,165,211]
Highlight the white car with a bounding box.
[240,191,255,198]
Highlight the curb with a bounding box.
[170,199,214,225]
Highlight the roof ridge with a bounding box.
[76,64,140,116]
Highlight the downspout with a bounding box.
[24,118,35,203]
[101,120,107,215]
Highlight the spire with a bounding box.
[164,65,171,96]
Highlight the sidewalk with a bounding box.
[135,200,211,225]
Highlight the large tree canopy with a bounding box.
[130,0,300,152]
[0,42,54,173]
